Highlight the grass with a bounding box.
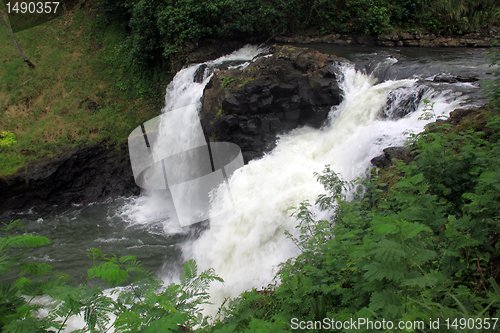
[0,3,163,176]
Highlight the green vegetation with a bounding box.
[1,220,223,332]
[0,2,162,176]
[98,0,500,86]
[418,99,449,121]
[0,131,17,148]
[221,77,237,90]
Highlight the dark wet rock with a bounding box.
[434,74,458,83]
[274,33,376,46]
[371,146,413,169]
[193,64,208,83]
[384,147,414,164]
[0,140,139,217]
[457,75,480,83]
[273,28,499,48]
[372,106,499,170]
[201,45,348,163]
[434,74,480,84]
[382,85,429,119]
[376,29,499,47]
[371,154,391,169]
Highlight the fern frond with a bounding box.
[363,261,405,282]
[370,239,406,262]
[181,259,198,287]
[12,234,50,248]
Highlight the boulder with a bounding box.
[193,64,208,83]
[200,45,348,162]
[371,146,413,169]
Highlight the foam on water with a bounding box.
[183,64,464,316]
[120,48,466,316]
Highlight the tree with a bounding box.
[0,8,35,68]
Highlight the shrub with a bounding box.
[0,131,17,149]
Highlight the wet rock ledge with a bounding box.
[0,141,139,217]
[201,45,348,162]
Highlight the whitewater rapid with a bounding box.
[121,45,465,316]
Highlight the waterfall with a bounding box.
[121,45,266,233]
[121,46,466,316]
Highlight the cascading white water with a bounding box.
[121,46,466,316]
[183,64,464,316]
[120,45,267,232]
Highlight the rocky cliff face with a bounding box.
[0,141,139,217]
[201,45,348,162]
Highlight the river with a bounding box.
[1,44,493,320]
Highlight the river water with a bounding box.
[1,45,493,317]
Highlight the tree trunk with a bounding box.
[0,9,35,68]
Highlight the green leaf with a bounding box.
[369,239,406,262]
[373,223,398,234]
[363,261,405,282]
[489,277,500,298]
[12,235,50,248]
[400,221,431,240]
[118,255,136,263]
[182,259,198,284]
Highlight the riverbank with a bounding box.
[0,4,162,216]
[273,27,500,47]
[0,139,138,217]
